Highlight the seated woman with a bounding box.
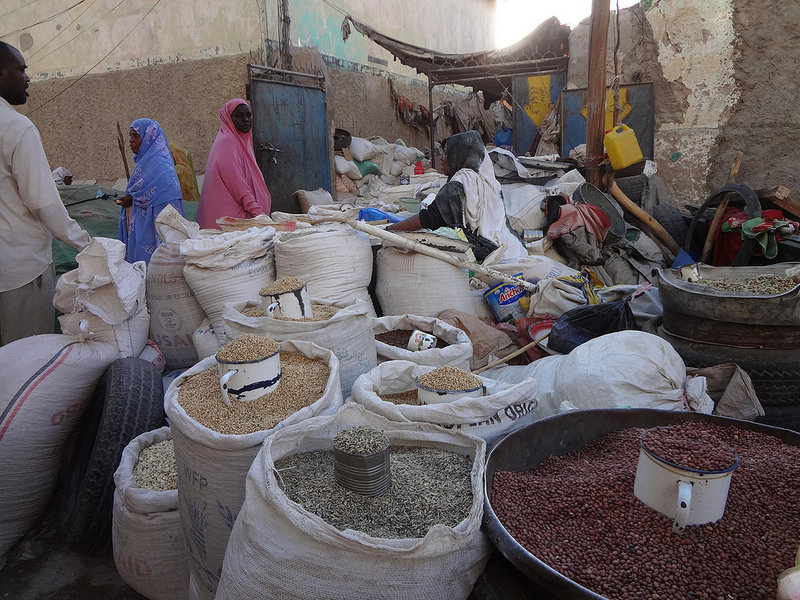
[197,99,272,229]
[387,131,527,263]
[116,119,184,264]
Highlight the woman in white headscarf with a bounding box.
[387,131,526,263]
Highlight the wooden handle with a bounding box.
[472,332,551,375]
[608,181,681,255]
[700,151,743,263]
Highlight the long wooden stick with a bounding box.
[607,181,681,255]
[472,332,551,375]
[585,0,611,187]
[346,219,539,293]
[700,151,744,263]
[116,121,131,179]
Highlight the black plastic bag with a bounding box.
[548,299,638,354]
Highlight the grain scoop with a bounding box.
[333,426,391,497]
[634,426,740,535]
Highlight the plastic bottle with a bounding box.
[604,124,643,170]
[414,160,424,175]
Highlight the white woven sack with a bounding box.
[484,331,714,416]
[394,144,424,165]
[349,137,381,162]
[113,427,189,600]
[191,319,220,361]
[145,242,206,369]
[376,246,476,317]
[351,361,539,444]
[222,298,376,398]
[59,306,150,358]
[373,315,472,369]
[216,403,492,600]
[0,335,119,566]
[164,341,343,600]
[181,228,276,344]
[273,224,375,315]
[54,237,146,325]
[334,155,362,179]
[500,182,548,234]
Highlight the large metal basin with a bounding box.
[483,408,800,600]
[656,263,800,348]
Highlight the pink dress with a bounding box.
[197,99,272,229]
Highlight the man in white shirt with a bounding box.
[0,42,91,345]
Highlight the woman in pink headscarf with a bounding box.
[197,99,272,228]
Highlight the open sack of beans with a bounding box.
[0,334,119,566]
[112,427,189,600]
[180,227,276,344]
[222,297,376,398]
[484,331,714,417]
[54,237,150,358]
[350,361,539,444]
[273,224,375,316]
[373,314,473,369]
[216,403,492,600]
[164,339,344,600]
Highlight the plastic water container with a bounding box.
[604,124,643,170]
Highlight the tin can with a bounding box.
[483,273,527,324]
[407,330,438,352]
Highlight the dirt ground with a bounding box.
[0,503,143,600]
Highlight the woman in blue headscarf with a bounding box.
[116,118,184,264]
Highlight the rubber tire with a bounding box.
[59,357,165,554]
[652,203,690,251]
[615,174,646,203]
[643,318,800,431]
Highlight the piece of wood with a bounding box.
[472,332,551,375]
[585,0,611,187]
[346,220,539,293]
[116,121,131,180]
[754,186,791,202]
[766,195,800,221]
[700,151,744,263]
[608,181,681,255]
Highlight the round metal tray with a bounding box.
[483,408,800,600]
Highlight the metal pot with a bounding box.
[483,408,800,600]
[656,263,800,349]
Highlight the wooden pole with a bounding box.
[116,121,130,179]
[700,151,744,263]
[428,77,436,167]
[607,180,681,255]
[585,0,611,187]
[473,332,551,375]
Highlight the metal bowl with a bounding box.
[483,408,800,600]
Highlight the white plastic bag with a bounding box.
[274,224,375,314]
[164,341,343,600]
[113,427,189,600]
[485,331,713,416]
[373,314,473,369]
[216,403,492,600]
[376,246,476,317]
[349,137,381,162]
[222,298,377,398]
[351,361,539,444]
[181,228,276,343]
[0,335,119,565]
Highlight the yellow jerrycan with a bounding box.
[604,124,643,170]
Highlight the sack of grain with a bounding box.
[222,298,376,398]
[373,315,473,370]
[59,306,150,359]
[216,403,492,600]
[191,319,220,361]
[273,224,375,315]
[55,237,150,358]
[165,341,343,600]
[0,335,119,566]
[145,242,207,370]
[351,361,539,444]
[113,427,189,600]
[181,228,276,344]
[376,246,475,317]
[349,137,381,162]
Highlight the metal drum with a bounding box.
[483,408,800,600]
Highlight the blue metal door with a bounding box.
[512,72,566,156]
[249,65,331,214]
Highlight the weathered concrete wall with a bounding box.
[568,1,739,207]
[708,0,800,194]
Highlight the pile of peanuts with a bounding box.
[643,424,737,472]
[492,423,800,599]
